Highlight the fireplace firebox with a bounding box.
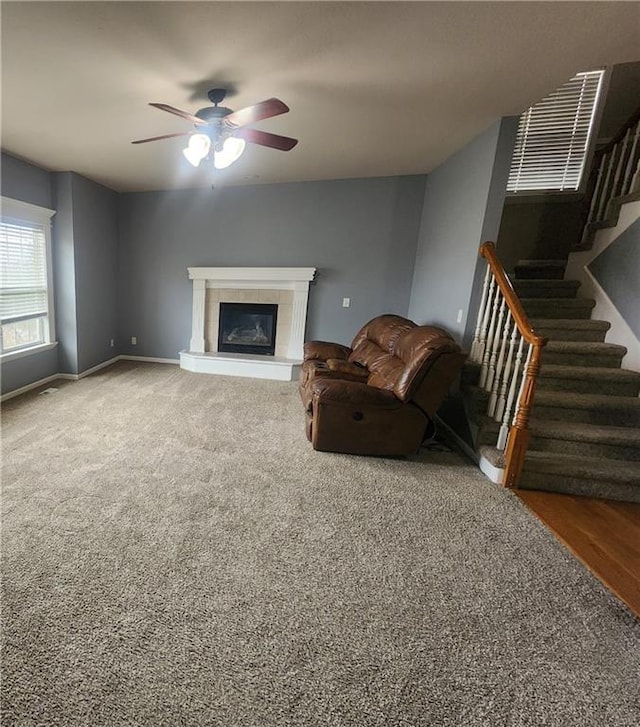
[218,302,278,356]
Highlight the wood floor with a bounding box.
[518,490,640,617]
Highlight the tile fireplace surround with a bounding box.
[180,267,316,381]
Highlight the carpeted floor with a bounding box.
[2,361,639,726]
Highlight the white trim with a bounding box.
[1,373,63,402]
[0,341,58,362]
[119,355,180,365]
[188,267,316,283]
[1,355,180,401]
[565,199,640,372]
[434,415,479,463]
[186,266,316,375]
[479,454,505,485]
[0,197,55,223]
[180,350,300,381]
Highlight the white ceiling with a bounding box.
[1,1,638,193]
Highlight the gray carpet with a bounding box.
[2,361,639,726]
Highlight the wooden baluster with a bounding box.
[495,317,518,422]
[621,121,640,196]
[488,310,512,418]
[497,335,524,450]
[587,152,607,225]
[485,296,506,393]
[503,342,544,488]
[475,274,496,368]
[597,148,617,222]
[611,128,631,200]
[470,265,491,363]
[479,286,501,389]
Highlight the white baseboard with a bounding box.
[1,355,179,402]
[434,415,479,464]
[120,355,180,365]
[1,374,65,402]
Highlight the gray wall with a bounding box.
[408,118,518,345]
[117,176,426,358]
[1,156,119,393]
[1,153,59,394]
[588,218,640,338]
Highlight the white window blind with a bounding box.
[0,219,48,323]
[0,198,56,356]
[507,70,605,193]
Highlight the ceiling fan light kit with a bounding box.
[133,88,298,173]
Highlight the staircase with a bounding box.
[465,259,640,503]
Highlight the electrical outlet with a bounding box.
[110,339,115,347]
[131,336,137,345]
[342,297,350,308]
[456,309,463,324]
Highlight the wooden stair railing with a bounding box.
[469,242,547,488]
[583,105,640,242]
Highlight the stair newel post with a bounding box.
[503,341,544,489]
[497,335,524,450]
[470,265,492,363]
[488,309,512,418]
[479,282,501,389]
[621,121,640,195]
[485,296,506,393]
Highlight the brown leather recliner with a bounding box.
[299,314,467,456]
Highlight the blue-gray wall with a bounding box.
[117,176,426,358]
[588,217,640,338]
[408,118,518,345]
[1,155,118,393]
[1,153,59,394]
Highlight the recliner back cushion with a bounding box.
[348,316,460,402]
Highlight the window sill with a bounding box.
[0,341,58,363]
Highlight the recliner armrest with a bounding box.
[310,378,401,409]
[303,340,352,362]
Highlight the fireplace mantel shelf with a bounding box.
[181,266,316,381]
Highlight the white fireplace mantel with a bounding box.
[181,266,316,381]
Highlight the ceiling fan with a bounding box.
[132,88,298,169]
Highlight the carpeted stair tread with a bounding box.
[544,341,627,356]
[511,279,580,298]
[539,364,639,382]
[522,451,640,484]
[528,420,640,448]
[542,340,627,368]
[531,390,640,427]
[537,365,640,396]
[530,318,610,342]
[521,298,595,319]
[514,260,566,280]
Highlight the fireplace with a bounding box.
[181,266,316,380]
[218,302,278,356]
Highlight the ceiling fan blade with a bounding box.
[131,132,191,144]
[223,98,289,129]
[236,128,298,151]
[149,102,207,126]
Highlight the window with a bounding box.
[0,197,56,357]
[507,69,606,193]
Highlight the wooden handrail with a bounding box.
[478,241,547,488]
[479,242,547,349]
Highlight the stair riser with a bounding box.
[532,405,640,428]
[541,352,624,368]
[522,303,594,320]
[528,437,640,462]
[537,377,640,397]
[518,473,640,503]
[514,266,565,280]
[512,284,579,299]
[534,328,607,342]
